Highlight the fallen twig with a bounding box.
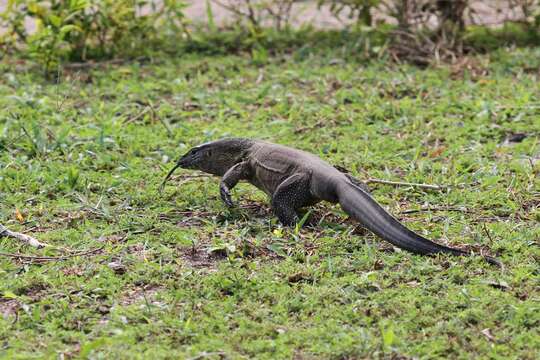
[0,224,50,248]
[482,223,495,244]
[148,101,173,136]
[364,178,446,190]
[0,247,103,263]
[169,173,212,180]
[124,107,151,124]
[400,206,471,214]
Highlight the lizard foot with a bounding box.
[220,184,235,208]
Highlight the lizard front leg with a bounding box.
[220,161,250,207]
[271,172,313,226]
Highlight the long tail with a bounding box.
[337,181,500,266]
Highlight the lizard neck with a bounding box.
[198,138,255,176]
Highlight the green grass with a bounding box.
[0,47,539,359]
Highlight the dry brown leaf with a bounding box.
[15,208,24,223]
[481,328,495,342]
[429,146,447,158]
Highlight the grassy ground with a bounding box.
[0,47,539,359]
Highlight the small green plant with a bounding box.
[213,0,300,31]
[318,0,380,26]
[379,321,396,353]
[0,0,189,77]
[24,0,86,76]
[65,166,80,189]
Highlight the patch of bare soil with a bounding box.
[119,285,163,306]
[0,298,19,320]
[16,282,48,299]
[179,247,225,269]
[159,198,272,227]
[1,283,47,320]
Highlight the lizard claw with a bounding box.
[220,185,235,208]
[223,194,235,208]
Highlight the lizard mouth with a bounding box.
[177,154,201,169]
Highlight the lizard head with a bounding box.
[176,138,253,176]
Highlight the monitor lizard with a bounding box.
[161,138,500,266]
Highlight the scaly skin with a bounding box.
[162,138,500,266]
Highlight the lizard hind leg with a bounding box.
[271,172,313,227]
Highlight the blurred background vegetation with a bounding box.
[1,0,540,77]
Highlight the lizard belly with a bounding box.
[248,157,296,196]
[250,167,289,195]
